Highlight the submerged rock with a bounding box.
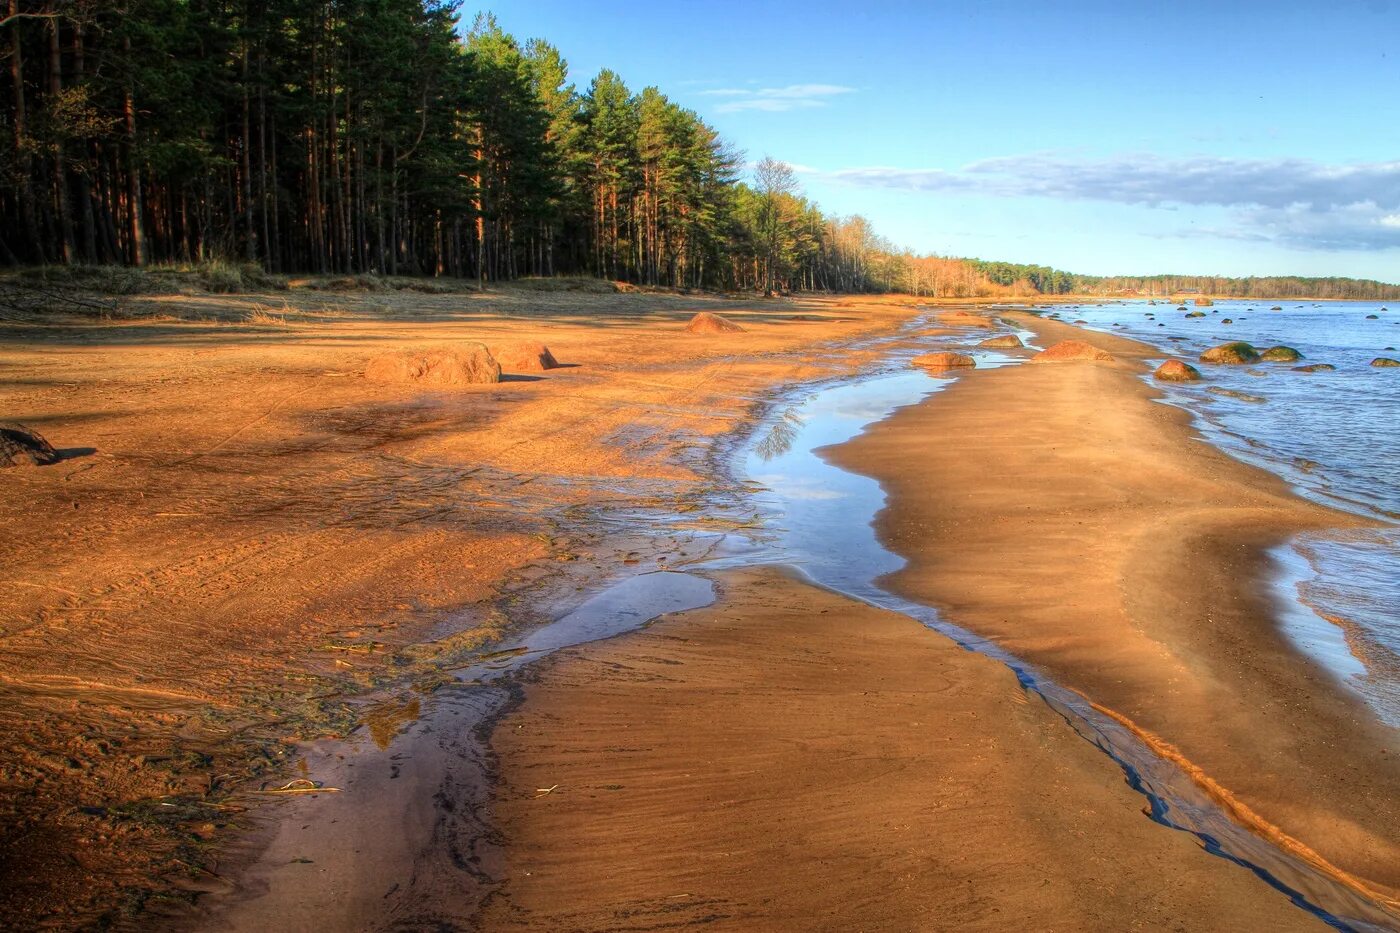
[1207,386,1267,403]
[685,311,746,334]
[1271,305,1282,310]
[1033,340,1113,363]
[1154,359,1202,382]
[912,351,976,372]
[1222,318,1234,324]
[1185,311,1207,318]
[1200,342,1261,364]
[976,334,1024,349]
[365,344,501,386]
[1260,346,1304,362]
[1372,357,1400,368]
[1293,363,1336,373]
[0,423,60,468]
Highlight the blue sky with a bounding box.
[486,0,1400,280]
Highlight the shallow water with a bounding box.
[1063,299,1400,726]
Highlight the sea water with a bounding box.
[1063,299,1400,726]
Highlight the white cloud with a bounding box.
[703,83,856,113]
[795,155,1400,251]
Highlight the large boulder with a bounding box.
[685,311,745,334]
[976,334,1024,349]
[1260,345,1303,362]
[1032,340,1113,363]
[912,351,976,372]
[1,423,60,468]
[1372,357,1400,368]
[1199,342,1260,365]
[365,344,501,386]
[491,341,560,372]
[1154,360,1202,382]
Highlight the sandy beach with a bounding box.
[5,288,1399,929]
[0,282,925,927]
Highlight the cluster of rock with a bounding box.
[490,341,560,372]
[913,351,976,372]
[1,423,60,468]
[365,344,503,386]
[1154,360,1201,382]
[685,311,745,334]
[1032,340,1113,362]
[976,334,1023,349]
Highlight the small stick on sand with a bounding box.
[259,779,340,795]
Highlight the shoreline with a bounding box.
[481,567,1322,930]
[828,313,1400,896]
[477,308,1400,928]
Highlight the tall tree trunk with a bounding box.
[73,23,97,262]
[257,51,272,270]
[10,2,46,262]
[241,47,256,262]
[121,36,146,266]
[48,17,76,262]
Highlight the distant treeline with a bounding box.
[1069,274,1400,300]
[2,2,1395,301]
[966,262,1400,300]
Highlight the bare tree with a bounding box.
[754,156,797,296]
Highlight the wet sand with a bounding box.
[483,567,1320,930]
[829,314,1400,899]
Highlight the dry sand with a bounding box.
[0,281,927,927]
[830,314,1400,900]
[482,567,1321,931]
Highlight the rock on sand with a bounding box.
[1032,340,1113,363]
[1,423,60,468]
[912,351,976,372]
[1199,342,1261,365]
[976,334,1024,349]
[685,311,745,334]
[1154,360,1202,382]
[365,344,501,385]
[491,341,560,372]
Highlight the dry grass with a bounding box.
[243,304,292,327]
